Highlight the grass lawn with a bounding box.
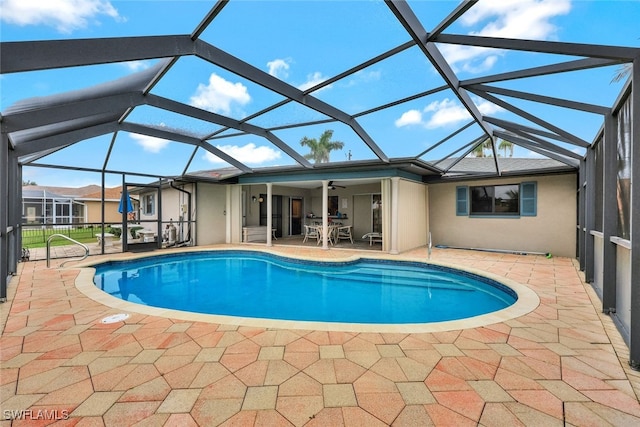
[22,226,109,248]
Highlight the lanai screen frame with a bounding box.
[1,0,640,368]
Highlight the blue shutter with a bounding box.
[456,186,468,216]
[521,182,537,216]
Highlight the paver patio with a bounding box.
[1,244,639,426]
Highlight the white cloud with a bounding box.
[130,133,170,153]
[267,58,291,79]
[204,143,281,165]
[461,55,499,74]
[123,60,151,72]
[395,97,503,129]
[462,0,571,39]
[395,110,423,127]
[0,0,122,33]
[476,99,503,116]
[440,0,571,72]
[424,99,471,129]
[298,72,332,92]
[189,73,251,115]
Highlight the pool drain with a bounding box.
[101,313,130,324]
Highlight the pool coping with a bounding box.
[72,246,540,333]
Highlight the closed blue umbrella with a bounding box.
[118,188,134,213]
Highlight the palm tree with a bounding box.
[471,138,493,158]
[300,129,344,163]
[612,63,632,83]
[498,139,514,157]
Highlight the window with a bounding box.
[457,182,537,217]
[520,182,537,216]
[456,186,468,216]
[328,196,338,216]
[470,184,519,215]
[142,194,155,215]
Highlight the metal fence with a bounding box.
[21,223,109,248]
[21,220,194,249]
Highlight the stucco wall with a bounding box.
[228,185,243,244]
[85,201,120,223]
[138,185,195,223]
[396,179,429,253]
[428,173,577,258]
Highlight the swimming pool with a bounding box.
[92,250,518,325]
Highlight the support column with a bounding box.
[578,158,586,271]
[390,177,399,255]
[381,179,391,253]
[629,56,640,370]
[266,183,273,247]
[225,185,231,244]
[121,175,128,252]
[321,180,329,250]
[156,179,162,250]
[602,113,618,314]
[584,148,596,282]
[7,150,21,275]
[1,133,9,302]
[101,172,106,253]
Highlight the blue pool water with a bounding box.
[93,251,516,324]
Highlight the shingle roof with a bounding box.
[22,185,123,201]
[82,187,124,201]
[439,158,571,176]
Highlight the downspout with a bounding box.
[170,181,192,245]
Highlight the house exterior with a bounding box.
[82,187,137,224]
[21,185,131,225]
[22,187,85,225]
[136,158,577,258]
[429,173,576,257]
[129,182,196,246]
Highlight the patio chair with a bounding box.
[303,224,320,243]
[362,232,382,246]
[336,225,353,244]
[316,225,336,246]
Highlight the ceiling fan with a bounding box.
[317,181,346,190]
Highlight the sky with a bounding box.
[1,0,639,188]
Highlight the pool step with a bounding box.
[334,265,475,283]
[319,269,476,291]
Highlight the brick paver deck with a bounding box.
[1,244,639,426]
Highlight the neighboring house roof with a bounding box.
[22,188,69,200]
[82,187,127,202]
[22,185,101,197]
[21,185,124,201]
